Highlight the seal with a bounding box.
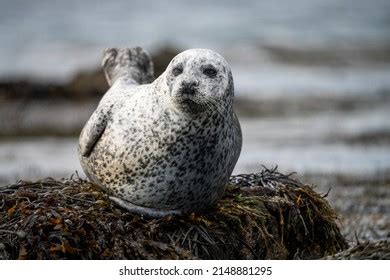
[78,47,242,217]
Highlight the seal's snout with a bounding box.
[174,80,204,113]
[179,80,199,96]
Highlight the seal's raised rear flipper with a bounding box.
[102,47,155,87]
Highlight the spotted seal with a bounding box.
[78,47,242,217]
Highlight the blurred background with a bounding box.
[0,0,389,241]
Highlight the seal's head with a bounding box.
[164,49,234,114]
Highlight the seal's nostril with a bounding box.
[180,80,198,95]
[190,81,198,88]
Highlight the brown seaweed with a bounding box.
[0,167,348,260]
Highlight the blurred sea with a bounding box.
[1,0,390,178]
[1,0,390,81]
[0,0,389,239]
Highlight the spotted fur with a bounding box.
[79,48,242,217]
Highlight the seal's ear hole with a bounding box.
[102,48,118,68]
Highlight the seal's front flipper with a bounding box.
[102,47,155,87]
[109,196,182,218]
[79,107,109,157]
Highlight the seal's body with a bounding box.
[79,47,242,217]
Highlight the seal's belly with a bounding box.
[81,115,234,211]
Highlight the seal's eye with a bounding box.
[172,66,183,76]
[203,67,217,77]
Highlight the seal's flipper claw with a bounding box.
[109,196,182,218]
[102,47,154,87]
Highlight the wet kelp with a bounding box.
[0,167,348,259]
[324,241,389,260]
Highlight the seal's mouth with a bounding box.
[177,97,197,106]
[174,94,206,114]
[175,95,200,109]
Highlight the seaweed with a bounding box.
[324,241,389,260]
[0,167,348,260]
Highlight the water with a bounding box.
[1,0,390,82]
[1,0,390,183]
[1,104,390,184]
[0,138,80,184]
[238,106,390,175]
